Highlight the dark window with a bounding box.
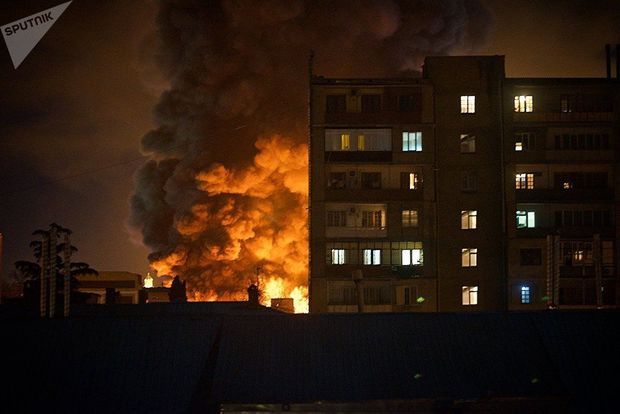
[363,286,391,305]
[361,94,381,113]
[562,134,570,149]
[561,95,572,113]
[461,171,477,192]
[555,211,562,226]
[584,211,593,226]
[578,134,586,149]
[398,95,416,112]
[602,134,610,149]
[520,248,542,265]
[327,172,346,189]
[326,95,346,113]
[361,172,381,189]
[328,287,357,305]
[555,135,561,150]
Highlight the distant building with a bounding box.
[309,53,620,312]
[75,271,142,304]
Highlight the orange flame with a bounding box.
[150,135,309,312]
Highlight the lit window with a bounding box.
[363,249,381,265]
[563,182,573,189]
[361,211,383,228]
[461,210,477,230]
[326,211,347,227]
[461,248,478,267]
[402,210,419,228]
[514,132,533,151]
[460,95,475,113]
[514,95,533,112]
[331,249,345,264]
[402,132,423,152]
[401,172,421,190]
[516,211,536,228]
[340,133,350,150]
[515,173,535,189]
[460,134,476,153]
[357,134,365,150]
[462,286,478,305]
[401,249,423,265]
[520,286,531,304]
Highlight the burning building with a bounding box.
[129,0,490,312]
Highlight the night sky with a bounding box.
[0,0,619,287]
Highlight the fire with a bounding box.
[149,135,309,313]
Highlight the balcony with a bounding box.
[325,151,392,162]
[325,188,424,202]
[515,188,615,203]
[326,227,387,238]
[513,112,613,123]
[325,110,422,125]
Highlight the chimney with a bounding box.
[606,44,612,79]
[247,284,259,305]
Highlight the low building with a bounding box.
[75,271,143,304]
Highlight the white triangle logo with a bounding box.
[1,1,72,69]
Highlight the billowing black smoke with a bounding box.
[129,0,492,307]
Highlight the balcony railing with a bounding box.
[513,112,613,123]
[515,188,615,202]
[326,188,423,202]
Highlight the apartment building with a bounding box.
[309,53,619,313]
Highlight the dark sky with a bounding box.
[0,0,618,281]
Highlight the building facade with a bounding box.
[309,55,619,313]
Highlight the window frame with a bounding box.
[402,131,423,152]
[460,134,476,153]
[461,210,478,230]
[331,248,346,265]
[520,286,531,304]
[460,95,476,114]
[461,248,478,267]
[462,285,479,305]
[402,209,419,228]
[514,95,534,112]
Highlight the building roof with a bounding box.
[2,310,619,412]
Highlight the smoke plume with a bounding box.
[130,0,491,312]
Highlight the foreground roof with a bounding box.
[2,309,619,412]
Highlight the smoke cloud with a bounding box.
[130,0,491,311]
